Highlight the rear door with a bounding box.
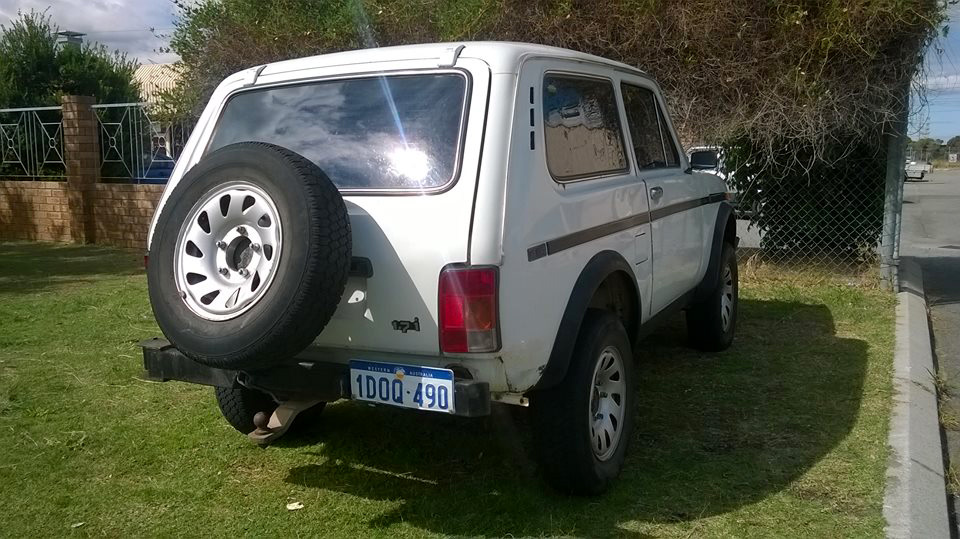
[206,59,492,355]
[619,80,703,313]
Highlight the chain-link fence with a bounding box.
[735,155,887,271]
[701,130,905,279]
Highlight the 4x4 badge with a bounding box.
[391,318,420,333]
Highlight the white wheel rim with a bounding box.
[174,181,282,321]
[720,265,735,332]
[589,346,626,461]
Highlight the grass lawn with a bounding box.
[0,242,895,537]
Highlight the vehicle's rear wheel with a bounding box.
[686,243,738,351]
[530,310,636,495]
[214,386,325,434]
[147,142,351,370]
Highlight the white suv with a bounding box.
[143,42,739,495]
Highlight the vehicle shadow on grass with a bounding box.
[0,242,142,294]
[281,298,868,537]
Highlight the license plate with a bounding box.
[349,360,455,413]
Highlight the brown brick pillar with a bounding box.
[62,95,100,243]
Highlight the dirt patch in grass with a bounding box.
[0,242,895,537]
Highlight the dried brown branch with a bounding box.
[165,0,947,166]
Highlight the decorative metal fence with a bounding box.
[94,103,191,184]
[0,106,66,179]
[0,102,191,184]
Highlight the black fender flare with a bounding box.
[531,250,640,391]
[693,201,737,303]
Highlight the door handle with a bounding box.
[650,186,664,200]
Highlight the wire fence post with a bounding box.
[880,82,909,289]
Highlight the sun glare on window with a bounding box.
[388,147,431,183]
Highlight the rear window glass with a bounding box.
[542,75,628,180]
[208,73,468,191]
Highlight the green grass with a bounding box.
[0,241,896,537]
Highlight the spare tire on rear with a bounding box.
[147,142,351,370]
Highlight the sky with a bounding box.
[0,0,179,64]
[911,3,960,141]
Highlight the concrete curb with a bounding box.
[884,260,950,538]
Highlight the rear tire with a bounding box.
[686,243,738,351]
[214,386,325,434]
[530,310,636,495]
[215,386,275,434]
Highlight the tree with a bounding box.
[163,0,945,259]
[910,137,945,160]
[0,10,139,108]
[160,0,358,119]
[0,10,58,107]
[164,0,944,157]
[915,137,944,148]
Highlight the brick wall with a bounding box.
[0,180,163,249]
[0,180,73,242]
[0,96,166,251]
[93,184,164,249]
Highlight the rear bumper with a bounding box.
[140,338,491,417]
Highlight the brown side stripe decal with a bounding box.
[527,192,727,262]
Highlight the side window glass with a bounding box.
[621,84,666,169]
[658,105,680,167]
[542,74,628,180]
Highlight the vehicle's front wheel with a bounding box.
[530,310,636,495]
[686,243,738,351]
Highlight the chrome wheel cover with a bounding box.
[720,264,735,332]
[589,346,626,461]
[174,181,282,321]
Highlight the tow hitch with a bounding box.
[139,337,492,444]
[139,338,349,444]
[248,400,323,445]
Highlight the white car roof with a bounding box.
[256,41,647,78]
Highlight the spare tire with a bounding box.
[147,142,351,370]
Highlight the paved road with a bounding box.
[901,168,960,531]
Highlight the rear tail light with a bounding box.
[438,266,499,353]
